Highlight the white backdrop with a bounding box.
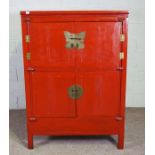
[9,0,145,109]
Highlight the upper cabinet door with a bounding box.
[29,22,75,70]
[74,22,122,70]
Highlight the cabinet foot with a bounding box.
[28,134,33,149]
[117,133,124,149]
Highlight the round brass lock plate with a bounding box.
[68,85,83,99]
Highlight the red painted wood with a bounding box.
[29,22,75,69]
[75,22,121,70]
[20,11,128,23]
[21,11,129,149]
[76,71,120,117]
[28,117,119,135]
[20,10,129,15]
[31,72,76,117]
[117,19,128,149]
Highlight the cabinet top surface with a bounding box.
[20,10,129,16]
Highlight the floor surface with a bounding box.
[9,108,145,155]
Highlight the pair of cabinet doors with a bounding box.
[25,21,122,118]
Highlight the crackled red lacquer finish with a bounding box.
[20,11,129,149]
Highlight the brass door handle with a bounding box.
[68,85,83,99]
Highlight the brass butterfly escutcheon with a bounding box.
[64,31,86,49]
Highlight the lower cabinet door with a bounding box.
[30,72,76,117]
[76,71,121,117]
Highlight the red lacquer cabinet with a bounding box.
[20,11,129,149]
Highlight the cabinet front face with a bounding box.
[29,22,75,70]
[26,21,122,118]
[30,72,76,117]
[21,11,128,149]
[76,71,120,117]
[30,71,120,118]
[74,22,121,70]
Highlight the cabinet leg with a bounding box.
[117,132,124,149]
[28,134,33,149]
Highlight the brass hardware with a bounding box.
[115,116,123,121]
[25,35,30,43]
[120,34,125,42]
[64,31,86,49]
[68,85,83,99]
[26,67,35,72]
[29,117,36,121]
[116,67,124,71]
[26,11,30,15]
[26,52,31,60]
[119,52,124,60]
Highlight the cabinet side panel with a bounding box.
[120,19,128,117]
[117,19,128,149]
[21,16,31,117]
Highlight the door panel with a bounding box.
[31,72,76,117]
[74,22,121,70]
[28,21,121,118]
[29,22,75,69]
[76,71,120,117]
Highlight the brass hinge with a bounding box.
[119,52,124,60]
[26,52,31,60]
[120,34,125,42]
[25,35,30,43]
